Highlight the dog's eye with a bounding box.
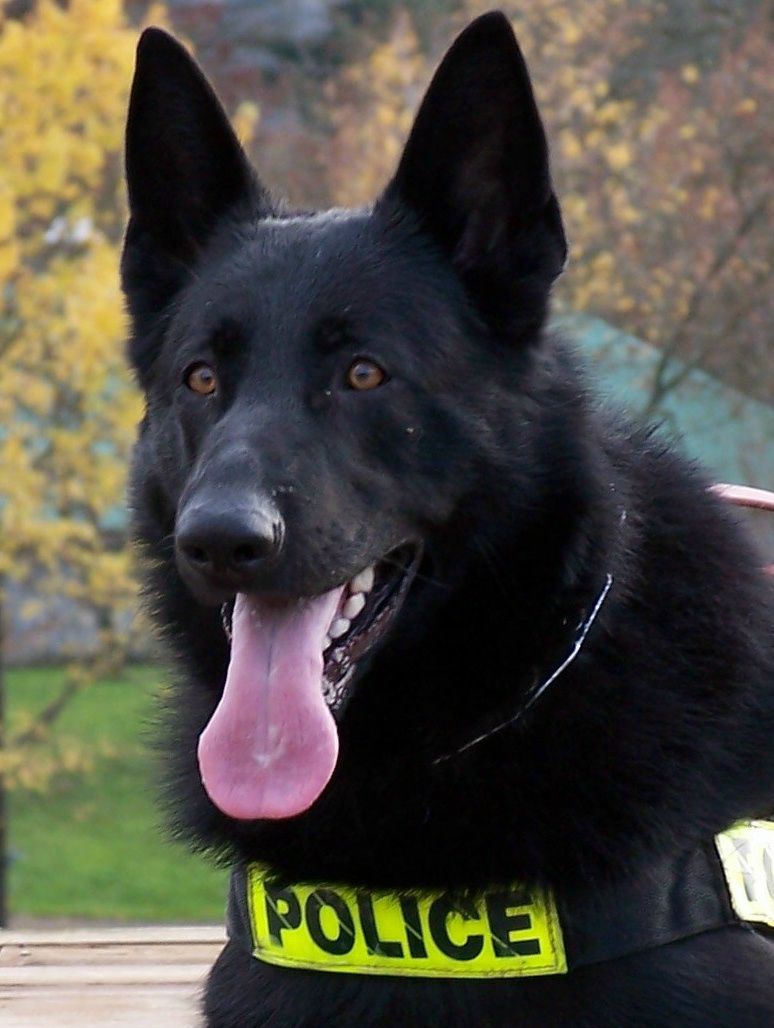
[185,362,218,396]
[346,359,387,391]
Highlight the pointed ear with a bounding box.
[122,29,269,367]
[382,12,566,339]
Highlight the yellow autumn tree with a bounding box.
[0,0,257,788]
[326,3,772,408]
[327,12,425,207]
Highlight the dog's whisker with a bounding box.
[375,553,450,591]
[471,536,512,600]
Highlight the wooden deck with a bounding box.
[0,925,226,1027]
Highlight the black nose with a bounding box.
[175,498,285,591]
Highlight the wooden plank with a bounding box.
[0,926,225,1027]
[0,985,204,1027]
[0,941,223,967]
[0,926,226,947]
[0,963,214,986]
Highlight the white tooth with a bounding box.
[323,635,332,650]
[343,593,366,619]
[351,566,374,594]
[330,618,350,639]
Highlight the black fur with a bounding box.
[122,13,774,1027]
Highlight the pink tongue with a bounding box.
[197,588,344,820]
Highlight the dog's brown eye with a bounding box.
[346,359,386,391]
[185,362,218,396]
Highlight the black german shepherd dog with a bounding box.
[122,11,774,1027]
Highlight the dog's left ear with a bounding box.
[382,12,567,340]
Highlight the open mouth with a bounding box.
[200,543,420,821]
[320,543,420,713]
[219,543,420,714]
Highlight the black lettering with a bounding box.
[399,896,428,958]
[427,896,484,961]
[265,883,302,947]
[486,889,540,957]
[356,893,404,958]
[305,890,356,955]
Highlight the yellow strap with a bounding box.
[245,865,567,978]
[716,819,774,928]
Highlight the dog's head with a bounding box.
[123,13,566,822]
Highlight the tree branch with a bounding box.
[642,195,767,416]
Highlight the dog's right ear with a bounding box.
[122,29,269,377]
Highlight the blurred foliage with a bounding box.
[0,0,256,789]
[325,1,772,407]
[327,12,424,203]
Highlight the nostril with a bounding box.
[181,543,211,566]
[232,543,262,566]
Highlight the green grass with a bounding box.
[7,664,227,922]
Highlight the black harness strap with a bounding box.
[559,840,735,968]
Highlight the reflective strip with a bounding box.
[245,865,567,978]
[716,820,774,928]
